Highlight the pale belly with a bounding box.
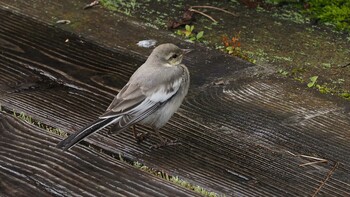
[139,64,189,129]
[139,89,186,129]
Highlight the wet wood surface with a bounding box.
[0,112,199,197]
[1,8,350,197]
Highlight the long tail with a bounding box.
[56,117,120,151]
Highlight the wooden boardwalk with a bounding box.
[1,7,350,197]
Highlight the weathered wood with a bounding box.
[1,7,350,196]
[0,112,200,197]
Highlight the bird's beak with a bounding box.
[182,48,193,54]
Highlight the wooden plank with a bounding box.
[0,112,200,197]
[1,8,350,196]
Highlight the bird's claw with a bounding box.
[149,138,181,149]
[135,132,150,143]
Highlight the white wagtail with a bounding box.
[57,43,191,150]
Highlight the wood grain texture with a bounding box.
[0,112,200,197]
[1,7,350,196]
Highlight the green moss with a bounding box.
[314,82,350,100]
[132,161,223,197]
[306,0,350,31]
[0,106,67,137]
[100,0,139,16]
[272,9,310,24]
[277,69,350,101]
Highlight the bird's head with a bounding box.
[147,43,192,67]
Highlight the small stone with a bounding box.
[136,40,157,48]
[56,20,71,25]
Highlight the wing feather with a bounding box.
[100,77,182,122]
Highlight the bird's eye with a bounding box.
[171,54,178,59]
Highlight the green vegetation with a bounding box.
[0,105,67,137]
[272,9,310,24]
[307,76,318,88]
[175,25,204,42]
[98,0,349,103]
[100,0,139,16]
[273,46,349,101]
[266,0,350,32]
[115,153,221,197]
[133,161,221,197]
[306,0,350,31]
[278,69,350,101]
[312,79,350,100]
[12,111,67,137]
[220,34,256,63]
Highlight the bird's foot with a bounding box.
[135,132,150,144]
[149,138,181,149]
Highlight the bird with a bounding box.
[56,43,191,151]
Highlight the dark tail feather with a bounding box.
[56,117,117,151]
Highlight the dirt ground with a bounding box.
[108,0,350,100]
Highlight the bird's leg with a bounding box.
[108,124,118,134]
[132,125,150,143]
[108,124,149,143]
[150,129,180,149]
[132,125,138,138]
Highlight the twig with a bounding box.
[190,5,238,16]
[340,62,350,68]
[285,150,297,156]
[83,0,99,10]
[285,151,328,166]
[188,8,217,23]
[311,162,339,197]
[300,154,327,161]
[299,160,328,167]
